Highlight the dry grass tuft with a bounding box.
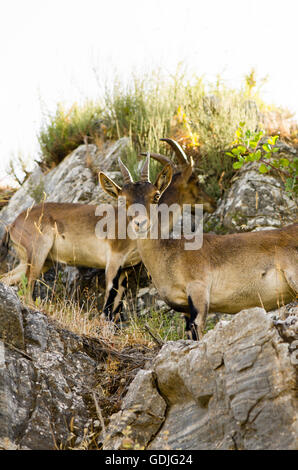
[0,186,17,208]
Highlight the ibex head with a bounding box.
[99,153,173,236]
[99,138,216,236]
[141,138,216,213]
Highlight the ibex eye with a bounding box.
[153,193,160,203]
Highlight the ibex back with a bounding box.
[99,155,298,340]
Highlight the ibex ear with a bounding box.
[98,172,122,199]
[154,164,173,195]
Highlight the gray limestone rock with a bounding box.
[205,152,297,233]
[0,283,102,449]
[104,307,298,450]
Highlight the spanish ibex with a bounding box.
[0,139,215,319]
[99,154,298,340]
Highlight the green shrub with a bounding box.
[101,70,260,197]
[227,124,298,195]
[102,69,193,148]
[37,68,274,198]
[125,307,186,343]
[38,101,102,167]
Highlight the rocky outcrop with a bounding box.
[205,142,297,233]
[0,282,100,450]
[1,281,297,450]
[0,283,153,450]
[0,123,297,450]
[103,370,167,450]
[103,306,298,450]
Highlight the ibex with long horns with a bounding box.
[99,155,298,340]
[0,139,215,319]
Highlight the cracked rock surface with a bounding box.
[103,306,298,450]
[0,283,155,450]
[0,284,102,449]
[205,148,297,234]
[0,281,297,450]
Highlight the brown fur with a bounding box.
[100,160,298,340]
[0,140,215,318]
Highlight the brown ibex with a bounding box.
[99,155,298,340]
[0,139,215,319]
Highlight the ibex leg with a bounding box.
[27,228,54,303]
[103,254,127,321]
[186,281,210,341]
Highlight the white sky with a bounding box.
[0,0,297,184]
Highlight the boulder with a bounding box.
[0,283,99,449]
[0,282,153,450]
[0,283,24,349]
[205,142,297,233]
[103,370,167,450]
[103,306,298,450]
[1,281,297,450]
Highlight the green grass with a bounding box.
[37,67,277,198]
[124,307,186,343]
[35,295,185,348]
[38,101,102,167]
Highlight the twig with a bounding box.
[49,416,59,450]
[92,391,106,439]
[258,158,290,179]
[3,341,33,361]
[144,324,164,348]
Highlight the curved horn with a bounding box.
[160,138,189,166]
[118,158,133,185]
[140,152,150,181]
[140,152,175,168]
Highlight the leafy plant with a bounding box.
[17,273,41,306]
[126,307,186,343]
[17,273,29,298]
[226,123,298,194]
